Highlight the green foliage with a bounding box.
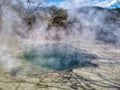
[48,5,68,28]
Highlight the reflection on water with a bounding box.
[21,43,98,70]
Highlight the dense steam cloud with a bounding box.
[67,7,120,44]
[0,0,120,44]
[0,0,120,74]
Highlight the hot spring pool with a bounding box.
[21,44,97,70]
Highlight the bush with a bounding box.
[48,5,68,28]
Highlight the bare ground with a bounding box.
[0,37,120,90]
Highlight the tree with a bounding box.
[48,5,68,28]
[23,0,43,28]
[2,0,43,29]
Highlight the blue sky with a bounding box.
[109,2,120,8]
[45,0,64,4]
[20,0,120,9]
[44,0,120,9]
[44,0,65,6]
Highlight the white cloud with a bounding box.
[59,0,118,9]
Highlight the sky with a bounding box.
[44,0,120,9]
[45,0,64,5]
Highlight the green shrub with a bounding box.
[48,5,68,28]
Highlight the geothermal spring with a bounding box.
[0,1,120,90]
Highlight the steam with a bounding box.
[66,7,120,44]
[0,0,120,74]
[0,47,21,75]
[0,1,26,74]
[28,6,120,45]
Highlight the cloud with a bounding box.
[59,0,118,9]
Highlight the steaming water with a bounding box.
[21,43,97,70]
[0,1,120,74]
